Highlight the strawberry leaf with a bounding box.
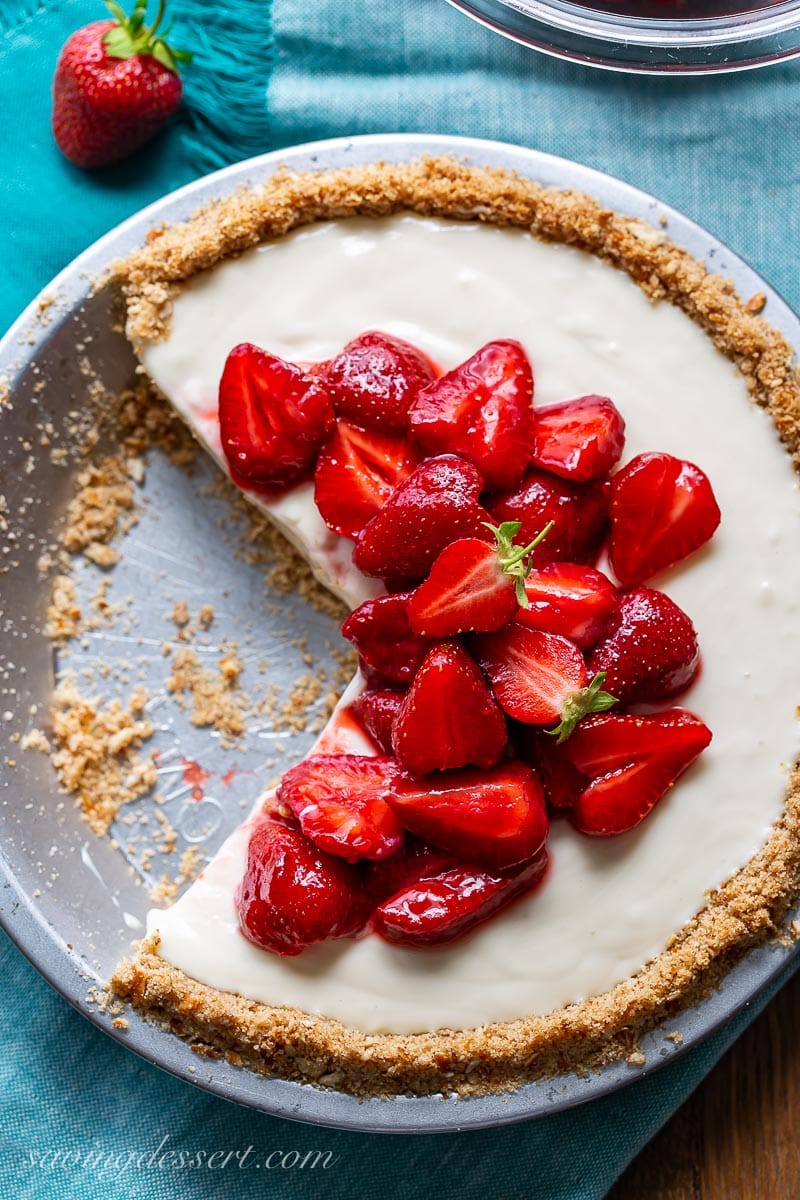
[105,1,130,24]
[484,519,554,607]
[549,671,617,744]
[151,39,178,71]
[102,0,190,71]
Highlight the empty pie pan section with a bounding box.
[1,133,798,1132]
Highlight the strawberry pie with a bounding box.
[111,158,800,1097]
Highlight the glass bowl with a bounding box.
[447,0,800,72]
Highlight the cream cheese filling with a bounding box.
[139,214,800,1035]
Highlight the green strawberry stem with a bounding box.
[484,519,554,607]
[549,671,617,744]
[104,0,191,70]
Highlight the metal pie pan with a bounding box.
[0,133,798,1133]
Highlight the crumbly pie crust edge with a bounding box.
[110,156,800,1099]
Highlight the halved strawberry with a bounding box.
[564,710,712,835]
[489,468,609,566]
[276,754,403,862]
[314,421,418,540]
[407,520,551,638]
[385,760,548,868]
[392,642,507,776]
[341,593,428,685]
[513,726,586,812]
[516,563,617,649]
[322,331,437,434]
[367,838,454,904]
[587,587,700,704]
[353,455,493,581]
[609,452,721,586]
[349,689,405,755]
[409,340,535,489]
[235,817,370,955]
[474,624,616,741]
[372,852,548,947]
[530,395,625,482]
[219,343,335,489]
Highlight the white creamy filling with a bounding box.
[141,214,800,1035]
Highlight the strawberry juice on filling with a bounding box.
[139,214,800,1034]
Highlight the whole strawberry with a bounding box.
[52,1,190,169]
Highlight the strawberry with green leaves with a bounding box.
[407,520,552,638]
[53,0,190,169]
[474,624,617,742]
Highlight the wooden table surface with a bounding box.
[607,967,800,1199]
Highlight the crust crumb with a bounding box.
[45,575,82,642]
[61,459,137,562]
[49,678,156,834]
[166,646,246,745]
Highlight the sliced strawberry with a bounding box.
[530,395,625,482]
[513,726,586,812]
[353,455,493,582]
[372,852,548,947]
[367,838,454,904]
[409,340,535,489]
[235,817,370,955]
[587,587,700,705]
[609,452,721,586]
[473,624,616,741]
[314,421,418,540]
[564,710,712,835]
[322,331,437,434]
[219,343,335,489]
[276,754,403,862]
[517,563,617,649]
[407,520,551,638]
[489,468,608,566]
[349,689,405,755]
[392,642,507,776]
[341,593,428,685]
[385,760,548,869]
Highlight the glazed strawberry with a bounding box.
[407,520,552,638]
[385,761,548,869]
[314,421,417,540]
[349,689,405,755]
[609,452,721,586]
[564,710,712,836]
[353,455,493,581]
[392,642,507,776]
[489,468,609,566]
[341,593,428,685]
[474,624,616,741]
[219,344,335,489]
[409,340,535,489]
[276,754,403,862]
[516,563,617,649]
[236,818,370,955]
[322,331,436,433]
[52,1,189,170]
[514,727,586,811]
[367,838,454,904]
[530,395,625,482]
[372,852,548,947]
[587,587,700,704]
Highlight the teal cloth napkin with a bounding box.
[2,3,799,1197]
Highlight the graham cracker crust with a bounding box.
[111,156,800,1099]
